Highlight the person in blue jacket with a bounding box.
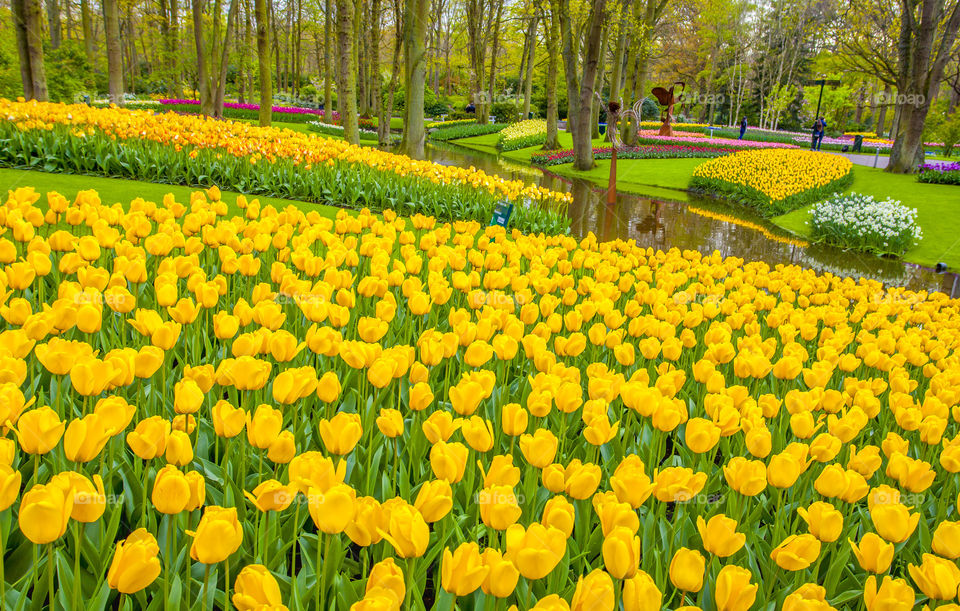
[738,117,747,140]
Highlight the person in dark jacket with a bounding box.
[816,118,827,150]
[811,118,823,150]
[738,117,747,140]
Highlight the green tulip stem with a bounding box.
[315,534,323,610]
[404,556,418,611]
[183,513,192,605]
[614,579,622,610]
[73,523,81,610]
[320,534,332,609]
[0,518,5,606]
[119,593,126,610]
[164,515,172,611]
[392,439,399,494]
[291,500,301,600]
[224,557,231,611]
[448,594,457,611]
[46,543,53,611]
[201,564,210,611]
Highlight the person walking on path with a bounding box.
[817,117,827,151]
[811,118,823,150]
[739,117,747,140]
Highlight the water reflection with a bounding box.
[424,142,959,296]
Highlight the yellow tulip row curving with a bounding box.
[1,184,960,610]
[0,99,571,209]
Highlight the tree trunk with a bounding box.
[356,0,366,115]
[400,0,428,156]
[560,0,606,170]
[212,0,240,116]
[80,0,95,66]
[466,0,489,124]
[323,0,334,122]
[887,0,960,173]
[191,0,211,113]
[875,84,891,137]
[369,0,381,126]
[13,0,39,100]
[47,0,62,49]
[591,27,607,140]
[487,0,503,118]
[522,16,537,119]
[543,0,560,149]
[379,0,402,145]
[103,0,124,104]
[255,0,272,125]
[337,0,359,144]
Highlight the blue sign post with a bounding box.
[489,201,514,228]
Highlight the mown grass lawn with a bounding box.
[773,167,960,270]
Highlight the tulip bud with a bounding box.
[127,416,170,460]
[571,569,614,611]
[541,495,575,538]
[380,502,429,558]
[107,529,162,594]
[864,576,915,611]
[245,480,294,512]
[232,564,284,610]
[318,412,363,455]
[441,542,488,596]
[376,409,404,438]
[152,465,191,514]
[308,483,357,534]
[715,565,757,611]
[622,570,662,611]
[848,533,894,574]
[771,534,821,571]
[430,441,469,483]
[18,482,73,543]
[602,526,641,579]
[697,514,745,557]
[0,464,21,510]
[165,430,194,466]
[518,429,558,469]
[247,405,284,450]
[669,548,705,592]
[479,485,522,531]
[187,505,243,564]
[908,553,960,600]
[782,583,836,611]
[505,523,566,580]
[15,406,65,455]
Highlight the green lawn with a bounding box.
[448,131,697,199]
[0,168,342,218]
[773,167,960,269]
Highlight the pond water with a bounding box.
[424,142,960,296]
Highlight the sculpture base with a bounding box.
[658,124,673,137]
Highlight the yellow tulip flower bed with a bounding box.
[689,150,854,216]
[0,100,571,234]
[3,183,960,611]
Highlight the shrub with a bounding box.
[809,192,922,256]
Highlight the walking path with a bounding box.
[835,152,889,169]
